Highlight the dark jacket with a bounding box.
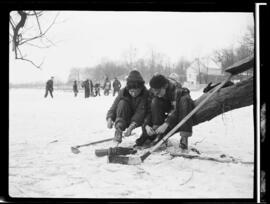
[73,82,78,92]
[144,78,191,127]
[106,86,149,126]
[82,80,90,90]
[113,79,121,90]
[46,79,53,91]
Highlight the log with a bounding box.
[193,77,253,126]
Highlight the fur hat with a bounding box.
[126,70,145,89]
[149,74,168,89]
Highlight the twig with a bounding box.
[193,137,206,146]
[180,170,194,186]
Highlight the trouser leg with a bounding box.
[177,95,195,134]
[177,95,195,149]
[113,99,133,143]
[44,89,48,97]
[49,90,53,98]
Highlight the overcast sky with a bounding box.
[9,11,254,83]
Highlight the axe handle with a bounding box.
[76,137,114,148]
[75,133,136,148]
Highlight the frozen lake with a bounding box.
[9,88,254,198]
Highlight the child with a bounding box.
[106,70,149,147]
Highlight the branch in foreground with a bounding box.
[193,77,253,126]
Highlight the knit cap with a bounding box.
[126,70,145,89]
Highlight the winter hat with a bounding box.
[149,74,168,89]
[126,70,145,89]
[169,73,180,81]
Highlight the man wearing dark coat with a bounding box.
[135,74,196,151]
[82,79,90,98]
[112,77,122,96]
[44,76,54,98]
[73,80,78,97]
[106,70,149,147]
[89,79,94,96]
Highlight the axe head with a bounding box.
[107,155,142,165]
[71,146,80,154]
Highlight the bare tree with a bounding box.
[9,11,60,68]
[122,45,137,70]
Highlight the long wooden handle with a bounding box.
[76,137,114,148]
[76,132,136,148]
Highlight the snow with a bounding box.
[9,88,254,198]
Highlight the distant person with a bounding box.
[94,83,101,96]
[112,77,121,96]
[73,80,78,97]
[89,79,94,96]
[44,76,54,98]
[82,79,90,98]
[103,77,111,96]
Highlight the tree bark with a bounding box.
[193,77,253,126]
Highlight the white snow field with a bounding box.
[9,88,254,198]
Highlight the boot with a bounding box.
[112,128,123,147]
[179,136,188,150]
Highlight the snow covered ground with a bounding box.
[9,88,254,198]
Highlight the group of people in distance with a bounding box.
[44,76,122,98]
[75,77,122,98]
[106,70,196,151]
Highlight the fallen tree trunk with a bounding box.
[193,76,253,126]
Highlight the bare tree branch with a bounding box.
[19,12,59,46]
[25,41,51,49]
[34,11,42,34]
[10,11,60,68]
[15,56,44,69]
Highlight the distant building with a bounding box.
[186,57,223,85]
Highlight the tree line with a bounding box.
[67,23,254,85]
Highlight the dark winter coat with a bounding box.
[82,80,90,90]
[73,82,78,92]
[106,86,149,126]
[113,79,121,91]
[46,79,54,91]
[144,78,193,127]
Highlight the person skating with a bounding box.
[106,70,149,147]
[44,76,54,98]
[135,74,196,152]
[73,80,79,97]
[112,77,122,96]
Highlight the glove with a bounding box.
[145,125,156,136]
[124,122,137,136]
[107,118,114,129]
[155,123,169,134]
